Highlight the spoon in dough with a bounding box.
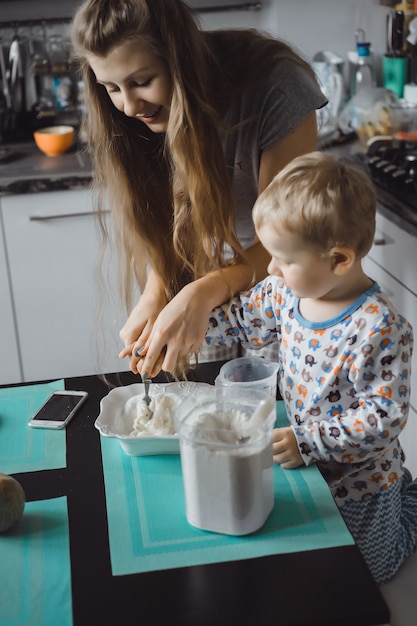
[141,372,153,419]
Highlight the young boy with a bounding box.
[205,151,416,585]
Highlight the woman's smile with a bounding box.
[136,106,163,123]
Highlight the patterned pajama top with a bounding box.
[205,277,414,506]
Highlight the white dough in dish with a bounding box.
[123,392,181,437]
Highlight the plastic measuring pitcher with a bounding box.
[215,356,278,397]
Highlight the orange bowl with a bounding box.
[33,125,75,156]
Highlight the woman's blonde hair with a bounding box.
[253,151,376,258]
[71,0,318,312]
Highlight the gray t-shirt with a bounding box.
[222,59,326,250]
[201,56,326,364]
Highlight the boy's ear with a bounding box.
[329,246,356,275]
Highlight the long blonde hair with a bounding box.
[71,0,318,311]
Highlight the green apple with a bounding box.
[0,473,26,532]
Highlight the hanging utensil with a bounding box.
[7,37,21,112]
[16,39,26,114]
[0,40,11,110]
[392,10,405,57]
[0,40,12,138]
[7,39,18,99]
[386,10,394,57]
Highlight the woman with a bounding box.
[71,0,326,378]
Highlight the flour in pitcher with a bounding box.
[179,408,274,535]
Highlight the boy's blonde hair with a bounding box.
[253,151,376,258]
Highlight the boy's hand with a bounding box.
[273,426,303,469]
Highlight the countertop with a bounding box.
[0,137,415,239]
[0,142,92,194]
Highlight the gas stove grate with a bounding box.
[344,139,417,216]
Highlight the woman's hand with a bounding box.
[118,273,167,374]
[133,242,272,377]
[272,427,303,469]
[118,298,162,374]
[133,281,214,377]
[124,240,271,377]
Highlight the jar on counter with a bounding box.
[174,387,276,536]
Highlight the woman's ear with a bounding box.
[329,246,356,275]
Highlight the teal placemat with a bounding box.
[101,402,354,575]
[0,496,73,626]
[0,380,66,474]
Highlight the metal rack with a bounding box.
[0,2,264,27]
[0,17,70,29]
[196,2,262,12]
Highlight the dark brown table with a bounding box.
[12,363,390,626]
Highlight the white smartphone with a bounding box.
[28,390,88,429]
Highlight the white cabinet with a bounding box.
[1,190,128,383]
[363,211,417,478]
[0,211,21,384]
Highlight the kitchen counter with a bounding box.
[0,142,92,194]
